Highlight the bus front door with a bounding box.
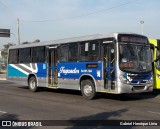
[48,48,58,86]
[104,44,116,91]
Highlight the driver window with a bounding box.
[119,45,129,63]
[156,61,160,70]
[156,49,160,70]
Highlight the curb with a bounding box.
[0,78,6,80]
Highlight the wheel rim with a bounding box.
[84,85,92,96]
[30,80,36,89]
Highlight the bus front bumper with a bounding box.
[117,82,153,94]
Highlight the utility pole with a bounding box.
[17,18,20,44]
[140,19,144,35]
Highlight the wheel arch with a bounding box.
[28,74,38,86]
[79,74,97,91]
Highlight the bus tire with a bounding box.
[81,79,97,100]
[29,76,38,92]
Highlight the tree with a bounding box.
[1,43,15,59]
[22,39,40,44]
[32,39,40,43]
[22,41,29,44]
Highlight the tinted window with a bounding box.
[80,40,99,62]
[59,44,78,62]
[68,44,78,62]
[8,49,18,64]
[32,47,38,63]
[19,48,31,63]
[59,45,69,62]
[31,47,46,63]
[156,49,160,70]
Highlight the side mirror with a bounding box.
[150,44,154,50]
[157,46,160,51]
[155,57,160,62]
[154,46,160,62]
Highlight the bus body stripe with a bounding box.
[19,64,38,73]
[10,64,29,75]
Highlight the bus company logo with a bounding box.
[59,67,80,75]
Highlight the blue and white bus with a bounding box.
[7,33,153,99]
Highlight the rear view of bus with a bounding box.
[149,39,160,90]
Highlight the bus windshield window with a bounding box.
[156,49,160,70]
[119,44,152,73]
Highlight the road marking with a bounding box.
[0,110,7,114]
[0,89,13,93]
[148,111,160,115]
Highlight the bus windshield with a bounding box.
[156,48,160,70]
[119,44,152,73]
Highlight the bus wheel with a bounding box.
[29,76,38,92]
[81,79,97,100]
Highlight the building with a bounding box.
[0,50,1,58]
[0,50,6,64]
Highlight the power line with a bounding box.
[20,0,140,23]
[0,0,17,20]
[0,0,7,8]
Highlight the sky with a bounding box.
[0,0,160,49]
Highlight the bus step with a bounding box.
[48,86,58,89]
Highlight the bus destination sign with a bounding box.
[118,34,148,44]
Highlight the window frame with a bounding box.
[79,40,100,62]
[8,49,19,64]
[31,46,46,63]
[19,48,31,63]
[59,43,79,62]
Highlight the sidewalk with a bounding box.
[0,73,6,80]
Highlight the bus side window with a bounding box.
[19,48,31,63]
[37,47,45,62]
[8,49,18,64]
[80,40,99,62]
[68,44,78,62]
[31,47,46,63]
[32,47,37,63]
[59,45,69,62]
[80,42,88,61]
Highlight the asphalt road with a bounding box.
[0,80,160,129]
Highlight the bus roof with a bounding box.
[149,39,157,47]
[9,32,146,49]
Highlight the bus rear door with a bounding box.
[48,46,58,86]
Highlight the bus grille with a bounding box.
[133,86,145,91]
[128,74,149,79]
[128,74,150,84]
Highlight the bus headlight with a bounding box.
[156,74,160,79]
[149,76,153,84]
[119,75,130,84]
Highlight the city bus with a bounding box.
[7,33,153,99]
[149,39,160,91]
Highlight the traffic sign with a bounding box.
[0,29,10,37]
